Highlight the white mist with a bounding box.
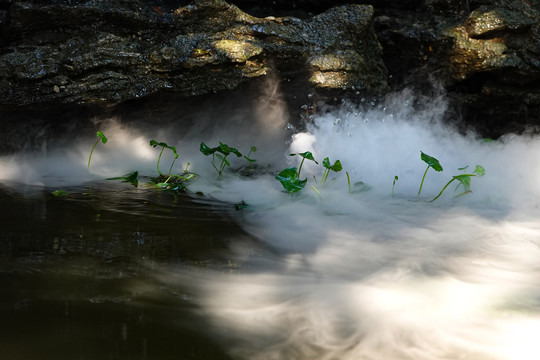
[2,89,540,360]
[180,90,540,360]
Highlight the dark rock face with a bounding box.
[0,0,388,107]
[375,0,540,136]
[0,0,539,139]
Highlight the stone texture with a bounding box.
[0,0,388,107]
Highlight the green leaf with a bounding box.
[474,165,485,177]
[52,189,70,197]
[150,139,159,147]
[276,167,307,193]
[97,131,108,144]
[458,166,469,171]
[453,174,471,189]
[297,151,318,164]
[322,157,342,172]
[218,142,242,157]
[250,146,257,153]
[420,151,443,172]
[166,145,179,159]
[235,201,248,210]
[394,175,399,181]
[200,142,218,156]
[107,171,139,187]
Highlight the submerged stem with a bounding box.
[346,172,351,193]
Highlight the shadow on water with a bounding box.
[0,180,267,360]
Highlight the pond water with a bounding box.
[1,90,540,359]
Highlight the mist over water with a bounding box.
[183,90,540,360]
[2,89,540,359]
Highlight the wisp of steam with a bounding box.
[2,88,540,359]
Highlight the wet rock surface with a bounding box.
[0,0,539,141]
[0,0,387,108]
[373,0,540,136]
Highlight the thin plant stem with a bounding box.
[346,172,351,193]
[167,157,177,176]
[429,178,456,202]
[88,139,100,168]
[157,148,164,176]
[297,157,306,177]
[417,166,429,196]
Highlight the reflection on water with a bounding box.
[0,181,263,360]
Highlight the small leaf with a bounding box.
[52,189,69,197]
[420,151,443,172]
[97,131,108,144]
[458,166,469,171]
[166,145,179,159]
[394,175,399,180]
[200,142,218,156]
[235,201,248,210]
[150,139,159,147]
[298,151,318,164]
[453,174,472,192]
[276,167,307,193]
[474,165,485,177]
[218,142,242,157]
[108,171,139,187]
[322,157,342,172]
[328,159,342,172]
[250,146,257,153]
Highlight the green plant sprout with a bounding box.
[418,151,443,196]
[290,151,318,177]
[107,171,139,187]
[150,140,179,176]
[321,157,342,185]
[346,172,351,193]
[200,142,243,179]
[392,175,399,197]
[88,131,108,169]
[429,165,485,202]
[276,167,307,193]
[244,146,257,166]
[276,151,318,193]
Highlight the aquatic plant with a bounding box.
[244,146,257,167]
[276,167,308,193]
[150,140,179,176]
[392,175,399,197]
[107,171,139,187]
[417,151,443,196]
[320,157,342,185]
[276,151,318,193]
[88,131,108,169]
[429,165,485,202]
[290,151,318,178]
[200,142,243,179]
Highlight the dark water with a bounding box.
[0,180,261,360]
